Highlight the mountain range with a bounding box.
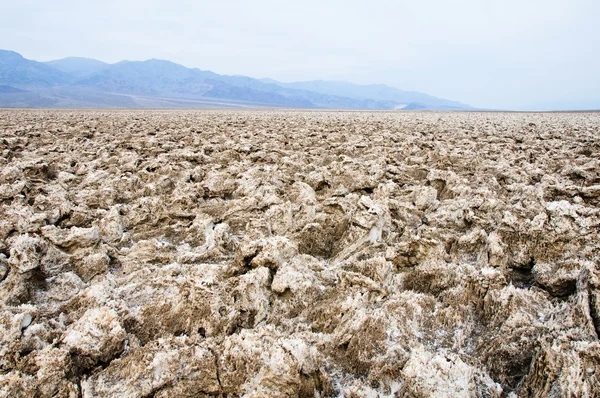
[0,50,472,110]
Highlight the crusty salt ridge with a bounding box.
[0,109,599,397]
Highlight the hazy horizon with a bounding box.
[2,0,599,110]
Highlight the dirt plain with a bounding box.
[0,109,599,397]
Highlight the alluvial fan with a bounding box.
[0,109,599,397]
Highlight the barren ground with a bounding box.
[1,109,600,397]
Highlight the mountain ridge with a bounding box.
[260,79,467,109]
[0,50,473,110]
[45,57,109,78]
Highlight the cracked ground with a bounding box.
[1,109,600,397]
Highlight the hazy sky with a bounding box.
[2,0,599,109]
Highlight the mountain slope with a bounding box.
[0,49,472,110]
[45,57,109,78]
[264,79,472,109]
[70,60,315,107]
[204,74,403,109]
[72,59,208,96]
[0,85,26,93]
[56,59,404,109]
[0,50,72,88]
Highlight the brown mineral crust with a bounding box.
[0,109,599,397]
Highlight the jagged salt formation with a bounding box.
[0,110,599,397]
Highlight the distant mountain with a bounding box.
[401,103,429,111]
[0,85,26,93]
[263,79,472,110]
[0,50,71,88]
[0,49,473,110]
[45,57,109,78]
[67,59,315,108]
[72,59,213,96]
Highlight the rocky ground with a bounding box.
[0,109,599,397]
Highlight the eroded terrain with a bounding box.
[1,109,599,397]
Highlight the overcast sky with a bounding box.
[2,0,599,109]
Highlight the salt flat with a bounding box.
[1,110,599,397]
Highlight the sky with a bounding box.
[1,0,599,110]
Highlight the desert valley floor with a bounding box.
[0,109,599,397]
